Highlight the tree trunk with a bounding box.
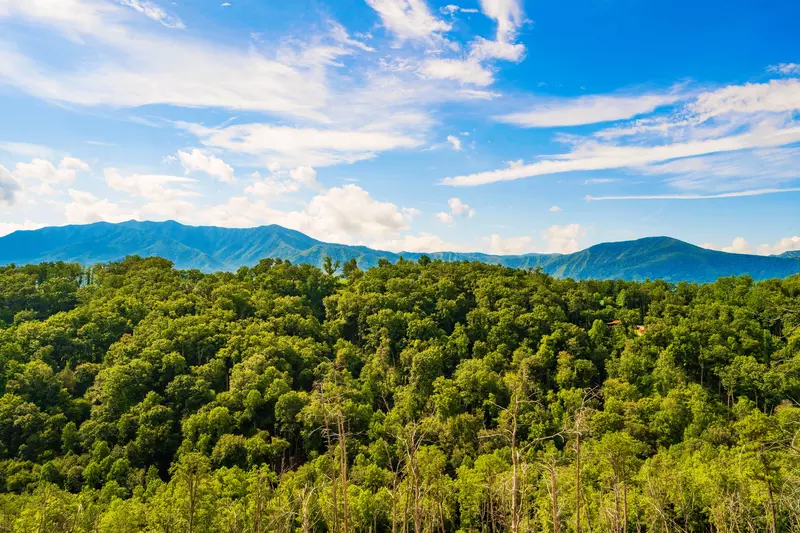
[338,406,350,533]
[511,391,521,533]
[575,431,582,533]
[551,466,560,533]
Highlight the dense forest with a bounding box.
[0,256,798,532]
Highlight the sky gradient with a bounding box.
[1,0,799,256]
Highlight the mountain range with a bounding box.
[1,220,799,283]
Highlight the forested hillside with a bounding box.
[4,221,800,282]
[0,256,798,532]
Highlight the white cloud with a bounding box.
[439,5,480,15]
[0,165,21,205]
[642,147,800,193]
[244,178,300,200]
[541,223,587,254]
[366,0,451,43]
[9,157,91,195]
[483,234,533,255]
[13,157,89,185]
[446,135,462,151]
[548,205,561,212]
[768,63,800,76]
[434,212,455,224]
[584,178,620,185]
[0,220,44,237]
[586,188,800,201]
[118,0,185,29]
[704,235,800,256]
[379,232,468,253]
[455,79,800,188]
[197,184,417,246]
[758,236,800,255]
[328,20,374,52]
[688,79,800,120]
[469,0,525,62]
[496,93,682,128]
[65,189,136,224]
[479,0,523,42]
[289,166,319,188]
[178,149,235,183]
[706,236,753,254]
[181,122,422,168]
[0,0,337,121]
[448,197,475,217]
[420,59,494,87]
[444,121,800,186]
[104,168,198,200]
[0,141,55,158]
[469,37,525,62]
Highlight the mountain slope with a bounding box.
[779,250,800,259]
[2,221,800,283]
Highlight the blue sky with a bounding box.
[1,0,799,255]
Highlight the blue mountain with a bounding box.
[2,220,800,283]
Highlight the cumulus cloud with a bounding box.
[541,224,587,254]
[483,234,533,255]
[197,184,418,246]
[433,212,455,225]
[65,189,136,224]
[7,157,91,195]
[178,149,235,183]
[435,197,475,224]
[244,167,319,201]
[704,235,800,256]
[703,236,753,254]
[288,166,320,188]
[0,220,44,237]
[0,165,22,205]
[549,205,561,212]
[448,197,475,217]
[759,236,800,255]
[244,179,300,201]
[446,135,462,151]
[13,157,90,185]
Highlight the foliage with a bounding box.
[0,255,798,532]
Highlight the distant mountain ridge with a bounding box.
[2,220,800,283]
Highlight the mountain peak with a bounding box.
[1,221,799,283]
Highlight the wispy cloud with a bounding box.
[179,122,422,168]
[496,92,683,128]
[119,0,185,29]
[586,188,800,201]
[767,63,800,76]
[420,58,494,87]
[365,0,451,44]
[445,79,800,188]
